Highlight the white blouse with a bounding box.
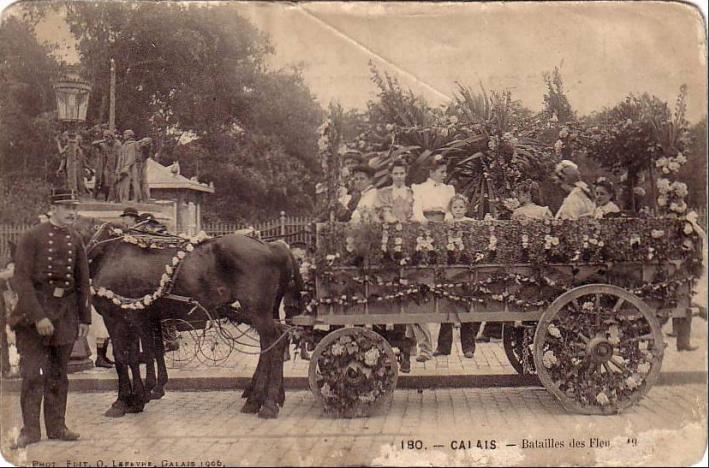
[556,184,596,220]
[351,186,379,223]
[412,179,455,222]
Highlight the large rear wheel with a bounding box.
[534,284,664,415]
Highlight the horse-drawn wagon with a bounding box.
[290,216,704,417]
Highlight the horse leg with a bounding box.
[103,313,131,418]
[151,318,168,400]
[105,339,132,418]
[139,318,157,401]
[126,333,146,413]
[240,300,270,414]
[255,316,283,419]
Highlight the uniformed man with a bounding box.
[9,190,91,448]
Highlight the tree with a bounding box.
[64,2,323,222]
[0,15,63,222]
[542,66,575,124]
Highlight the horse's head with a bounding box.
[72,215,125,263]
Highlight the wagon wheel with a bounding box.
[197,321,235,366]
[308,327,398,418]
[534,284,664,415]
[502,324,536,375]
[161,318,199,369]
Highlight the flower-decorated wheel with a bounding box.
[308,327,398,418]
[161,319,199,369]
[502,324,536,375]
[534,284,664,415]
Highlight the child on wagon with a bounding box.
[511,180,553,221]
[448,194,476,222]
[592,177,621,219]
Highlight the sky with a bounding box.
[12,1,710,122]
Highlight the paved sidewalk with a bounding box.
[1,385,706,466]
[1,319,706,392]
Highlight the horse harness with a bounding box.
[85,222,297,355]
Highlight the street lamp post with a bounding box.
[54,72,95,373]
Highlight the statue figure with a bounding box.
[56,132,86,196]
[136,137,153,202]
[91,129,122,202]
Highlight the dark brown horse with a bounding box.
[74,217,304,419]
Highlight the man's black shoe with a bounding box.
[47,428,80,441]
[11,432,40,449]
[433,350,449,357]
[678,344,699,352]
[463,351,475,359]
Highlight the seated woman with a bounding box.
[553,160,595,220]
[375,160,414,223]
[412,155,455,223]
[448,194,476,222]
[511,180,553,221]
[349,165,379,223]
[592,177,621,219]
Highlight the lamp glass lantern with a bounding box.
[53,73,92,123]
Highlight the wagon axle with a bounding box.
[586,336,614,364]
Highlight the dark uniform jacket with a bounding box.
[9,222,91,343]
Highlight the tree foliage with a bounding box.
[542,66,575,123]
[62,2,323,222]
[0,15,63,222]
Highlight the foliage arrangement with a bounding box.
[539,291,659,412]
[306,218,702,314]
[314,330,397,417]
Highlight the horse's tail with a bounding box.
[273,240,305,320]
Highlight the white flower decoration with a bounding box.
[547,324,561,338]
[364,347,381,367]
[542,350,558,368]
[595,392,610,406]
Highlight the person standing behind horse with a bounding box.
[8,190,91,448]
[412,154,455,223]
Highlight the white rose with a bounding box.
[655,157,669,168]
[657,195,667,207]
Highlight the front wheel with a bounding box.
[308,327,398,418]
[534,284,664,415]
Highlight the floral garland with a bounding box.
[310,218,702,315]
[317,217,701,269]
[91,232,211,310]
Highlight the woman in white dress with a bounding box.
[412,155,456,222]
[553,160,595,220]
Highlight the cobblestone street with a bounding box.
[1,320,708,466]
[1,384,706,466]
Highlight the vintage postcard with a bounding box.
[0,1,707,466]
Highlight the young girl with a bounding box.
[511,180,553,221]
[449,194,475,222]
[592,177,621,219]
